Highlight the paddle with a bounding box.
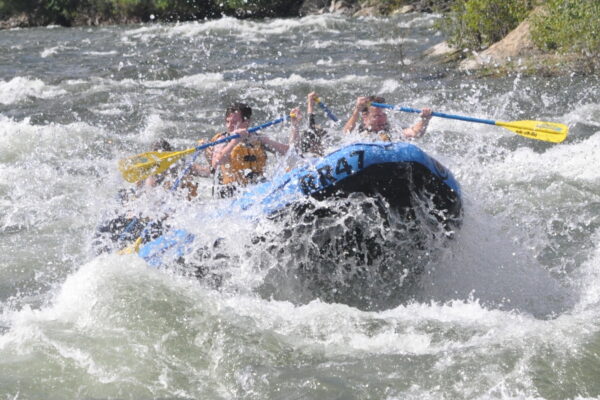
[370,102,568,143]
[118,115,291,184]
[315,97,339,122]
[118,113,293,255]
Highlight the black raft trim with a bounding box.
[307,161,462,223]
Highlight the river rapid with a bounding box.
[1,13,600,399]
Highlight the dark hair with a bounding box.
[226,102,252,121]
[361,95,385,113]
[151,139,173,152]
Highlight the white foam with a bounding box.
[379,79,401,93]
[142,72,225,89]
[489,133,600,184]
[0,256,151,349]
[261,73,369,88]
[355,37,417,47]
[572,229,600,310]
[122,14,345,43]
[83,50,119,56]
[0,77,66,105]
[0,116,102,162]
[221,293,584,358]
[0,116,112,230]
[395,13,441,28]
[41,46,61,58]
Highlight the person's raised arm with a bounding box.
[343,96,369,134]
[307,91,319,132]
[288,107,302,149]
[403,108,433,139]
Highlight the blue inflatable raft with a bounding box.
[138,142,462,267]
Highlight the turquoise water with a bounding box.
[1,14,600,399]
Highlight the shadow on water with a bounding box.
[413,204,577,319]
[168,191,575,319]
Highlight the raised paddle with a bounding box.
[118,115,291,183]
[315,97,339,122]
[370,102,568,143]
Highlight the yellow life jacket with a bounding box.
[209,132,267,186]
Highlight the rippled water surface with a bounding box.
[1,14,600,399]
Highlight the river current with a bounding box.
[1,13,600,399]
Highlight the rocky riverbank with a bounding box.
[299,0,450,17]
[425,12,597,77]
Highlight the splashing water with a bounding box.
[1,13,600,399]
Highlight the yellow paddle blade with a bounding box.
[117,237,143,255]
[496,120,568,143]
[118,148,196,183]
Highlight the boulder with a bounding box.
[459,16,539,71]
[329,0,360,15]
[353,6,383,17]
[424,41,460,58]
[298,0,331,16]
[0,13,31,29]
[299,0,359,16]
[391,5,416,15]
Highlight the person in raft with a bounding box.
[138,139,208,200]
[343,95,433,141]
[94,139,188,253]
[204,102,299,198]
[289,91,328,157]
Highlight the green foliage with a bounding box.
[0,0,222,24]
[439,0,533,51]
[221,0,302,17]
[530,0,600,63]
[0,0,38,17]
[0,0,304,23]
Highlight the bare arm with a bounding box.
[288,107,302,149]
[211,134,244,169]
[307,91,317,115]
[343,96,369,134]
[260,136,289,155]
[402,108,433,138]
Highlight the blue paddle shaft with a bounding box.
[172,115,289,191]
[318,101,339,122]
[189,115,289,153]
[370,102,496,126]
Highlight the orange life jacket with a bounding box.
[209,132,267,186]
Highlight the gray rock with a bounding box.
[329,0,360,15]
[391,5,416,15]
[0,13,32,29]
[299,0,332,16]
[353,6,383,17]
[459,18,539,71]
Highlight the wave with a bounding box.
[141,72,225,89]
[0,77,66,105]
[122,14,349,42]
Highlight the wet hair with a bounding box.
[151,139,173,152]
[361,95,386,113]
[225,102,252,121]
